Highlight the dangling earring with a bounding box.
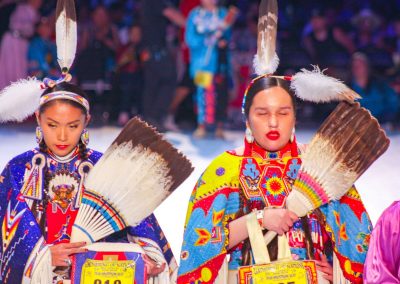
[290,128,295,143]
[245,128,254,143]
[36,126,43,144]
[80,129,89,146]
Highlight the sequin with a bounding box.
[216,167,225,176]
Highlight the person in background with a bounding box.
[75,5,120,123]
[163,0,200,132]
[350,52,399,130]
[28,17,58,80]
[185,0,235,138]
[0,0,42,89]
[0,0,17,41]
[113,24,144,126]
[140,0,186,132]
[302,8,355,69]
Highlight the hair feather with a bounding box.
[0,78,43,122]
[253,0,279,75]
[56,0,77,71]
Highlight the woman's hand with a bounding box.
[143,254,166,277]
[49,242,87,266]
[315,254,333,282]
[263,208,299,235]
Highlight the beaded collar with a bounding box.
[243,137,299,160]
[47,147,80,163]
[239,137,301,209]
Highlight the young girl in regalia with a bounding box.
[0,1,177,283]
[177,0,374,283]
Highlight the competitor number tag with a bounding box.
[251,261,308,284]
[80,259,136,284]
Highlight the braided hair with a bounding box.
[37,83,90,237]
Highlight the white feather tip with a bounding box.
[0,78,43,122]
[56,0,77,71]
[253,52,279,75]
[291,66,360,103]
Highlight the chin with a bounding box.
[50,147,72,157]
[260,140,287,152]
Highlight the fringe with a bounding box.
[24,246,53,284]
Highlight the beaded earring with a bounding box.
[36,126,43,144]
[80,129,89,146]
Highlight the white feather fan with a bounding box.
[0,78,43,122]
[264,101,389,244]
[70,117,193,243]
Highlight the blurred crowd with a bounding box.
[0,0,399,134]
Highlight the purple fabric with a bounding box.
[364,201,400,283]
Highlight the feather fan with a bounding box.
[253,0,279,75]
[0,78,43,122]
[291,66,361,103]
[70,117,194,243]
[264,100,389,244]
[55,0,77,72]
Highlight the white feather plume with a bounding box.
[253,0,279,75]
[253,52,279,75]
[0,78,43,122]
[56,0,77,71]
[291,66,361,103]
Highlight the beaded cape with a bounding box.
[0,148,175,283]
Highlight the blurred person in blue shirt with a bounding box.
[350,52,399,129]
[28,17,58,80]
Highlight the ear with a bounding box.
[35,111,40,125]
[85,114,91,127]
[245,120,250,129]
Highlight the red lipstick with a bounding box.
[56,145,69,150]
[266,131,280,141]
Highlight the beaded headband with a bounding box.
[40,91,90,113]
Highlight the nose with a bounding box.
[268,114,278,128]
[58,127,67,142]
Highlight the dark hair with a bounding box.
[38,82,90,160]
[243,76,296,118]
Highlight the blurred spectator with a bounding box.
[350,52,399,129]
[113,24,144,126]
[185,0,236,138]
[163,0,201,132]
[229,11,257,128]
[351,9,393,71]
[351,8,382,50]
[75,5,120,122]
[385,18,400,67]
[28,17,58,80]
[141,0,186,132]
[80,5,120,53]
[0,0,42,89]
[0,1,17,41]
[302,8,355,70]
